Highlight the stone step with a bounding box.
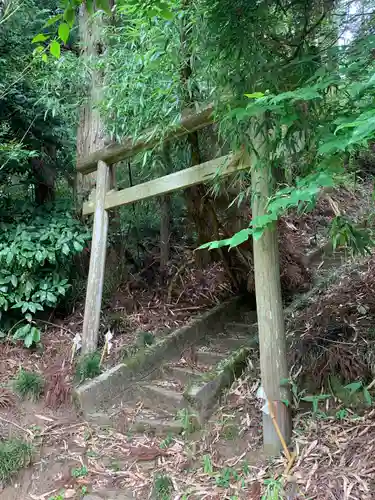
[138,384,185,413]
[196,350,226,367]
[128,416,183,436]
[163,365,203,385]
[225,321,258,334]
[211,335,253,354]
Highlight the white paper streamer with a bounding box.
[104,330,113,354]
[73,333,82,351]
[256,385,270,415]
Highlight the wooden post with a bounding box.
[250,122,291,456]
[82,160,111,354]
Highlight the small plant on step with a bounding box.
[281,377,331,416]
[220,415,240,440]
[300,394,331,417]
[48,492,65,500]
[153,473,174,500]
[159,434,174,449]
[215,467,240,488]
[13,368,44,401]
[0,438,33,483]
[75,352,101,382]
[71,465,88,478]
[262,477,283,500]
[280,377,306,409]
[176,408,198,435]
[203,454,214,475]
[137,330,155,347]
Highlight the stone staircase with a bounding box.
[105,319,258,437]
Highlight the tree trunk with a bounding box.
[179,6,212,267]
[250,120,291,456]
[75,3,107,209]
[77,4,111,354]
[160,194,171,281]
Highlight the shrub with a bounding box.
[0,439,33,483]
[13,369,45,401]
[75,352,101,382]
[0,210,90,347]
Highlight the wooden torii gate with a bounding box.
[77,104,249,354]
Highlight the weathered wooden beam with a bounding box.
[82,153,247,215]
[77,104,215,175]
[81,160,111,354]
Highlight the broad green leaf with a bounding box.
[24,332,35,348]
[47,292,56,303]
[280,378,290,386]
[344,381,362,394]
[160,9,174,20]
[62,243,70,255]
[228,229,252,249]
[32,33,49,43]
[10,275,17,287]
[252,228,264,241]
[96,0,112,14]
[318,137,349,154]
[42,53,48,63]
[73,241,84,252]
[86,0,94,14]
[33,46,44,54]
[50,40,61,59]
[244,92,265,99]
[58,23,70,44]
[363,388,372,406]
[63,6,75,26]
[45,14,63,27]
[197,238,231,250]
[31,327,41,343]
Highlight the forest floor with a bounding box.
[1,182,375,499]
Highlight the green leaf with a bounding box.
[252,228,264,241]
[6,252,13,265]
[96,0,112,14]
[31,327,41,344]
[50,40,61,59]
[58,23,70,44]
[45,14,63,26]
[63,7,75,27]
[301,394,331,402]
[47,292,56,303]
[244,92,265,99]
[228,229,252,249]
[24,332,34,348]
[62,243,70,255]
[344,381,363,394]
[197,238,230,250]
[280,378,290,386]
[10,275,17,287]
[73,241,84,252]
[32,33,49,43]
[85,0,94,14]
[13,323,31,340]
[160,9,173,20]
[363,388,372,406]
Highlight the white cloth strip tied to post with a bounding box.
[71,333,82,362]
[256,385,270,415]
[100,329,113,367]
[104,329,113,354]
